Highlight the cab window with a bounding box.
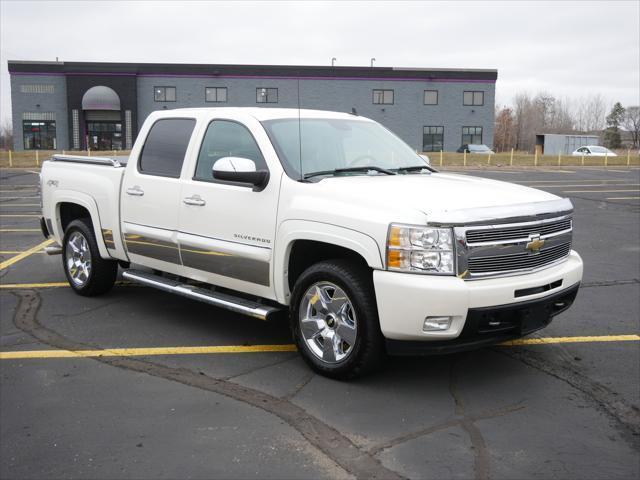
[194,120,267,182]
[139,118,196,178]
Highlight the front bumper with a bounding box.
[373,250,583,342]
[385,283,579,355]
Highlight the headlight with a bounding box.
[387,224,455,274]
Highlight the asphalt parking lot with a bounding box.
[1,165,639,480]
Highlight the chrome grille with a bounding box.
[455,215,573,279]
[467,242,571,274]
[466,218,572,244]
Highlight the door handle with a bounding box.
[126,186,144,196]
[183,195,206,206]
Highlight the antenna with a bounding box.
[331,57,337,67]
[297,74,303,181]
[370,58,376,67]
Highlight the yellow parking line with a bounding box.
[0,280,133,289]
[0,282,69,289]
[1,335,638,360]
[0,344,298,359]
[563,189,640,193]
[527,184,639,188]
[0,239,54,270]
[520,179,639,183]
[0,204,40,207]
[501,335,640,345]
[0,228,41,232]
[0,251,46,255]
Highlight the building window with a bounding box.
[373,89,394,105]
[139,119,196,178]
[154,86,176,102]
[20,84,54,94]
[256,88,278,103]
[23,120,56,150]
[87,121,123,150]
[462,126,483,145]
[205,87,227,103]
[424,90,438,105]
[423,126,444,152]
[463,91,484,106]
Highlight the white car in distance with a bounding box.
[572,146,617,157]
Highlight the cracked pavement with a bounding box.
[1,167,639,479]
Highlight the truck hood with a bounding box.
[315,172,561,219]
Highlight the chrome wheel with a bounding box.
[65,231,92,287]
[299,281,358,364]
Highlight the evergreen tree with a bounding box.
[603,102,625,149]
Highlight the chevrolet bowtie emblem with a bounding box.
[526,235,545,254]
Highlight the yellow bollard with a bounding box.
[510,148,514,166]
[62,150,65,155]
[488,153,491,165]
[605,152,608,167]
[8,150,12,168]
[558,152,561,166]
[627,150,631,166]
[440,150,443,167]
[534,150,538,166]
[463,150,467,167]
[36,150,39,167]
[87,148,91,157]
[581,154,585,166]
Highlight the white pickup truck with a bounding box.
[40,108,583,379]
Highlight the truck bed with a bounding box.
[40,154,130,261]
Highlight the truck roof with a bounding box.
[153,107,371,122]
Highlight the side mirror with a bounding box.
[419,154,431,166]
[212,157,269,189]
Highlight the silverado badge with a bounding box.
[526,235,545,254]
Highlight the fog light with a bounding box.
[423,316,452,332]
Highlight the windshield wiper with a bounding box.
[395,165,433,174]
[303,166,397,179]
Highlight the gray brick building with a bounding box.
[8,61,497,152]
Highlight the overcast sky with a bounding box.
[1,0,638,125]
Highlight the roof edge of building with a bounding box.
[8,60,498,81]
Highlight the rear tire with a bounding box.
[290,259,385,380]
[62,219,118,296]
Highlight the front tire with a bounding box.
[290,260,385,380]
[62,219,118,296]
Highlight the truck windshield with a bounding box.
[262,118,430,180]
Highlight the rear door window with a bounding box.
[139,118,196,177]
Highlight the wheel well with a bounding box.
[59,203,91,232]
[287,240,369,291]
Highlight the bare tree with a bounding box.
[0,120,13,150]
[623,106,640,148]
[584,94,607,132]
[494,106,515,152]
[513,92,534,151]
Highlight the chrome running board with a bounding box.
[122,269,282,321]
